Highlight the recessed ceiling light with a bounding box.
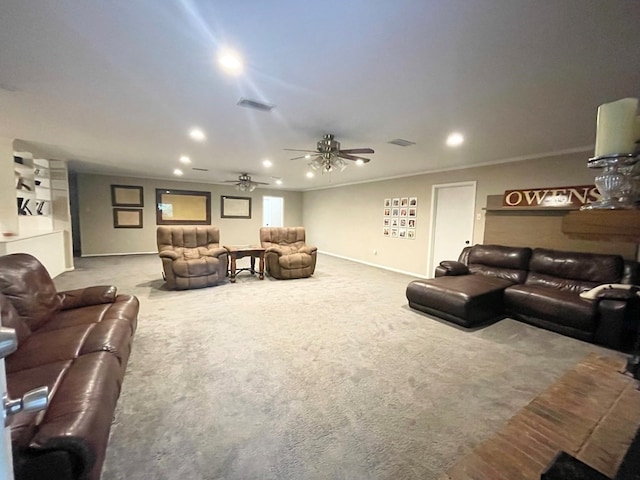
[355,159,364,166]
[304,155,311,159]
[179,155,191,164]
[217,48,243,75]
[275,179,283,185]
[173,168,183,176]
[189,128,206,142]
[446,132,464,147]
[262,159,272,168]
[306,171,314,178]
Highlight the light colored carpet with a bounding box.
[53,253,620,480]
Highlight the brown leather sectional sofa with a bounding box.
[406,244,640,351]
[0,253,139,480]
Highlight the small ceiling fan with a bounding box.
[285,133,374,172]
[223,173,269,192]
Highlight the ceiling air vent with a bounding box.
[192,167,209,172]
[388,138,416,147]
[237,98,275,112]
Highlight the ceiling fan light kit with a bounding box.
[286,133,374,174]
[224,173,269,192]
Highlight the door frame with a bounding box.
[426,181,477,277]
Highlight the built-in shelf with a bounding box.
[14,154,51,217]
[562,210,640,243]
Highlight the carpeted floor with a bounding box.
[53,253,621,480]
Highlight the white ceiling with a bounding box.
[1,1,639,190]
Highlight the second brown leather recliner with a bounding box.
[260,227,317,279]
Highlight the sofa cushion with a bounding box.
[504,284,598,333]
[467,245,532,283]
[172,257,220,277]
[0,253,63,331]
[527,249,623,292]
[279,252,312,269]
[406,275,513,327]
[6,324,94,374]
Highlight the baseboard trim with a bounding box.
[81,251,157,257]
[319,251,427,279]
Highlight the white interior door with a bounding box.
[263,196,284,227]
[427,182,476,277]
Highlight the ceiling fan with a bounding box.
[285,133,374,172]
[223,173,269,192]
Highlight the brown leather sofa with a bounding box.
[0,253,139,480]
[406,244,640,351]
[259,227,317,279]
[157,226,228,290]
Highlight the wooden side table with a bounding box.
[224,245,266,283]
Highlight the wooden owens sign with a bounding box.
[502,185,601,208]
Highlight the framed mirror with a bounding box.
[156,189,211,225]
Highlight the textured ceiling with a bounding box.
[1,0,639,190]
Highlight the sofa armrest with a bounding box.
[437,261,469,276]
[298,245,317,255]
[159,250,179,260]
[265,246,285,256]
[594,297,640,351]
[205,247,228,258]
[58,286,117,310]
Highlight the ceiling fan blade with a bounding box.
[223,180,239,183]
[340,148,374,154]
[283,148,319,153]
[337,152,371,163]
[254,181,270,185]
[289,154,320,161]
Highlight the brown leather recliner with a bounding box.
[259,227,317,279]
[157,226,228,290]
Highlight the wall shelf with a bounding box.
[562,210,640,243]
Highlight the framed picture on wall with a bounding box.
[409,197,418,206]
[399,228,407,238]
[111,185,144,207]
[384,198,391,207]
[407,229,416,239]
[113,208,143,228]
[401,197,409,206]
[221,195,252,219]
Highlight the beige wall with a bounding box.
[303,151,608,276]
[78,174,303,256]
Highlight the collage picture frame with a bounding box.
[383,197,417,239]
